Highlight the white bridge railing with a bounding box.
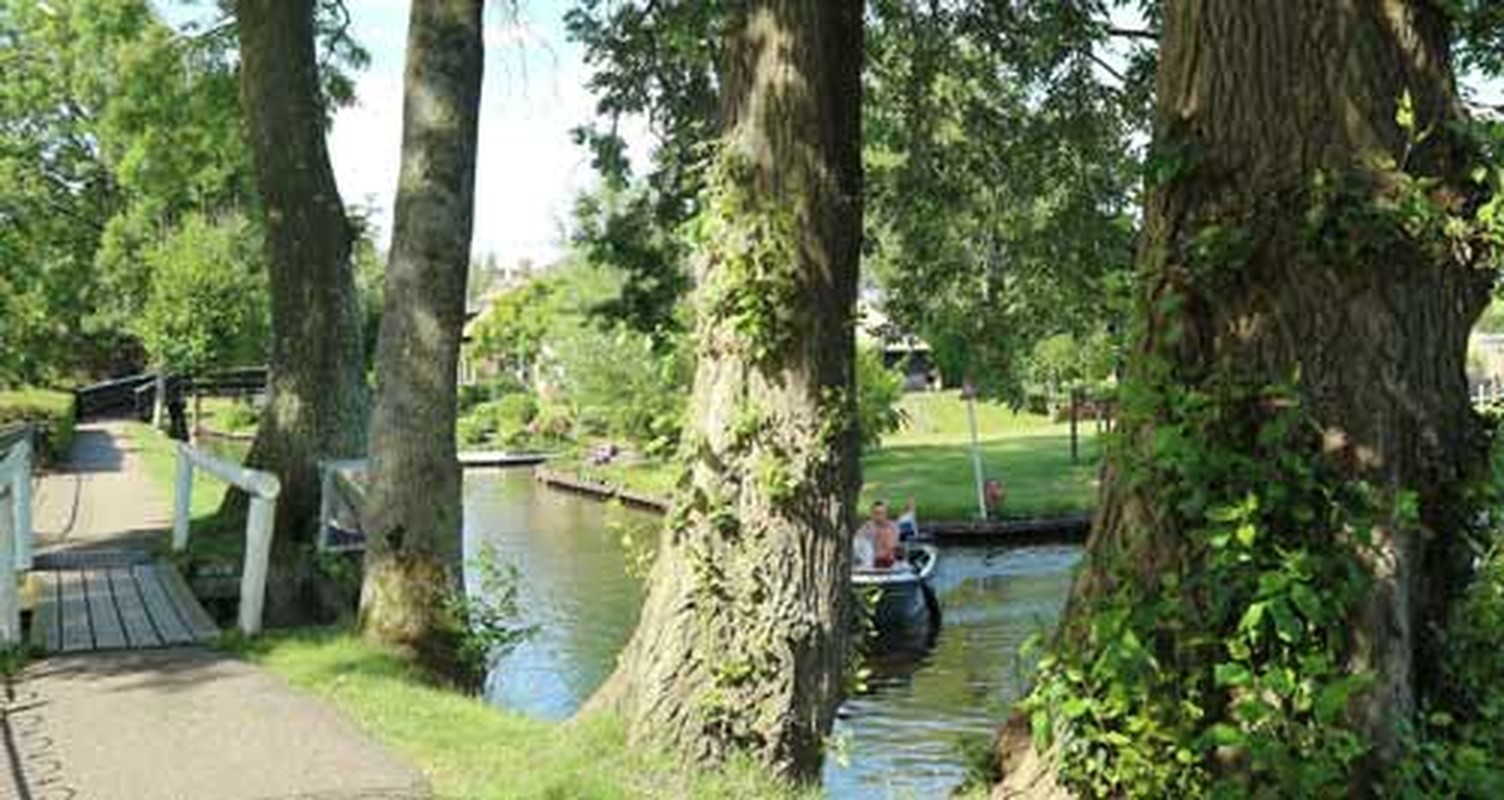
[317,458,369,554]
[173,442,280,636]
[0,431,34,645]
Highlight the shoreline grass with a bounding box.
[230,627,813,800]
[552,394,1103,520]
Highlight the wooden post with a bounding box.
[173,445,193,552]
[12,437,31,571]
[192,384,203,443]
[240,494,275,635]
[1069,388,1081,464]
[0,488,17,646]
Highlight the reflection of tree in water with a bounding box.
[462,470,657,719]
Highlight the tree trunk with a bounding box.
[581,0,864,783]
[358,0,484,676]
[999,2,1492,796]
[235,0,369,625]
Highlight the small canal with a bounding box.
[462,469,1079,798]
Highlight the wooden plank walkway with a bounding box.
[29,561,217,653]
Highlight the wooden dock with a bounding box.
[458,450,550,468]
[535,468,670,512]
[29,560,218,653]
[920,512,1093,543]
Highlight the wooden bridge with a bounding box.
[0,422,278,653]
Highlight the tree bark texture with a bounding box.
[235,0,369,624]
[358,0,484,670]
[581,0,865,783]
[1000,2,1492,796]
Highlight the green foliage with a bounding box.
[135,213,269,374]
[443,549,538,683]
[1022,380,1379,798]
[572,182,691,342]
[466,279,557,385]
[854,344,906,451]
[1477,297,1504,333]
[1388,543,1504,797]
[0,388,76,459]
[566,2,1148,402]
[457,393,539,449]
[551,323,690,456]
[1386,409,1504,797]
[0,0,371,384]
[1022,330,1116,407]
[690,146,802,366]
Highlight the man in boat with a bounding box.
[858,500,903,569]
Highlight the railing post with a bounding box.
[12,437,31,571]
[173,443,193,552]
[152,372,167,429]
[240,494,276,636]
[0,489,17,646]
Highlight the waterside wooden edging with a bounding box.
[535,465,1091,543]
[534,468,671,513]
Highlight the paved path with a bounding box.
[31,421,171,557]
[3,421,430,799]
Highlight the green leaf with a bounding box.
[1269,600,1303,643]
[1396,89,1416,134]
[1030,708,1053,748]
[1214,662,1253,688]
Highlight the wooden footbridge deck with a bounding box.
[29,559,218,653]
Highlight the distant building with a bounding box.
[857,300,941,391]
[1470,332,1504,401]
[459,258,555,387]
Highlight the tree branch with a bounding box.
[1106,25,1159,42]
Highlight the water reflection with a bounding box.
[462,469,1079,798]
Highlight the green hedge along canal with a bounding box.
[462,469,1079,798]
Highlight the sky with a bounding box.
[165,0,647,267]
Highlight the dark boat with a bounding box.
[853,544,939,629]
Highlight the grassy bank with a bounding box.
[232,627,811,800]
[554,393,1102,520]
[124,422,253,563]
[0,387,77,459]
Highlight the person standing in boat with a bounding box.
[857,500,903,569]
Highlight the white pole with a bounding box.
[0,490,18,645]
[173,444,193,551]
[240,495,275,635]
[152,372,167,429]
[964,385,986,520]
[13,437,32,571]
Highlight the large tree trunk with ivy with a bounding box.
[358,0,484,676]
[235,0,369,624]
[581,0,864,783]
[998,3,1495,797]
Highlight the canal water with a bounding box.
[462,469,1079,798]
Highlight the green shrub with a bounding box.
[0,388,76,460]
[212,401,258,434]
[855,344,906,450]
[136,213,269,374]
[458,394,540,449]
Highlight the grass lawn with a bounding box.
[124,421,254,561]
[191,395,260,436]
[231,627,812,800]
[0,386,77,458]
[554,393,1103,520]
